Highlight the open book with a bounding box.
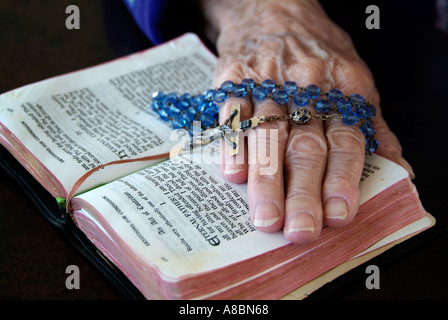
[0,33,434,299]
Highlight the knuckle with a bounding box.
[259,57,280,79]
[252,119,289,146]
[249,166,282,186]
[339,59,376,92]
[297,58,326,81]
[326,126,364,153]
[215,61,247,85]
[286,189,318,206]
[287,129,327,159]
[269,118,290,135]
[274,123,290,147]
[325,170,360,192]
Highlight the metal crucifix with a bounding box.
[170,104,263,158]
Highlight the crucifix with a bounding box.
[168,104,315,158]
[219,103,264,156]
[170,104,263,158]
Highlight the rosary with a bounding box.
[150,79,378,156]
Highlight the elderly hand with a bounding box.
[200,0,410,244]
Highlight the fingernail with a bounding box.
[324,197,348,221]
[392,153,415,179]
[285,212,315,233]
[224,165,243,175]
[253,201,280,228]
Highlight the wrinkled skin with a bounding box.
[199,0,413,244]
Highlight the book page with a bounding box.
[359,153,410,204]
[72,143,412,280]
[73,144,289,280]
[0,33,216,195]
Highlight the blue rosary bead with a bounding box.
[233,83,247,97]
[205,102,219,116]
[203,89,214,101]
[213,89,228,103]
[185,106,197,122]
[180,93,192,101]
[190,94,204,107]
[221,80,234,92]
[197,101,209,113]
[283,81,298,95]
[294,91,308,106]
[342,111,358,125]
[242,78,255,90]
[171,114,188,129]
[328,88,343,102]
[306,84,320,98]
[200,113,215,128]
[361,121,375,136]
[178,96,191,109]
[337,99,352,113]
[151,100,163,112]
[158,109,169,122]
[167,104,181,117]
[315,99,330,113]
[365,138,379,153]
[355,104,371,119]
[350,93,365,106]
[261,79,276,93]
[163,92,178,106]
[273,89,288,104]
[151,91,165,101]
[253,86,268,101]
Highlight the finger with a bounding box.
[247,98,289,233]
[320,61,381,226]
[283,103,327,244]
[213,56,256,181]
[213,64,254,182]
[219,95,253,184]
[220,134,249,183]
[278,59,329,243]
[322,117,365,227]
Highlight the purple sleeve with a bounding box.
[122,0,207,45]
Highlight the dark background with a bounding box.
[0,0,447,300]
